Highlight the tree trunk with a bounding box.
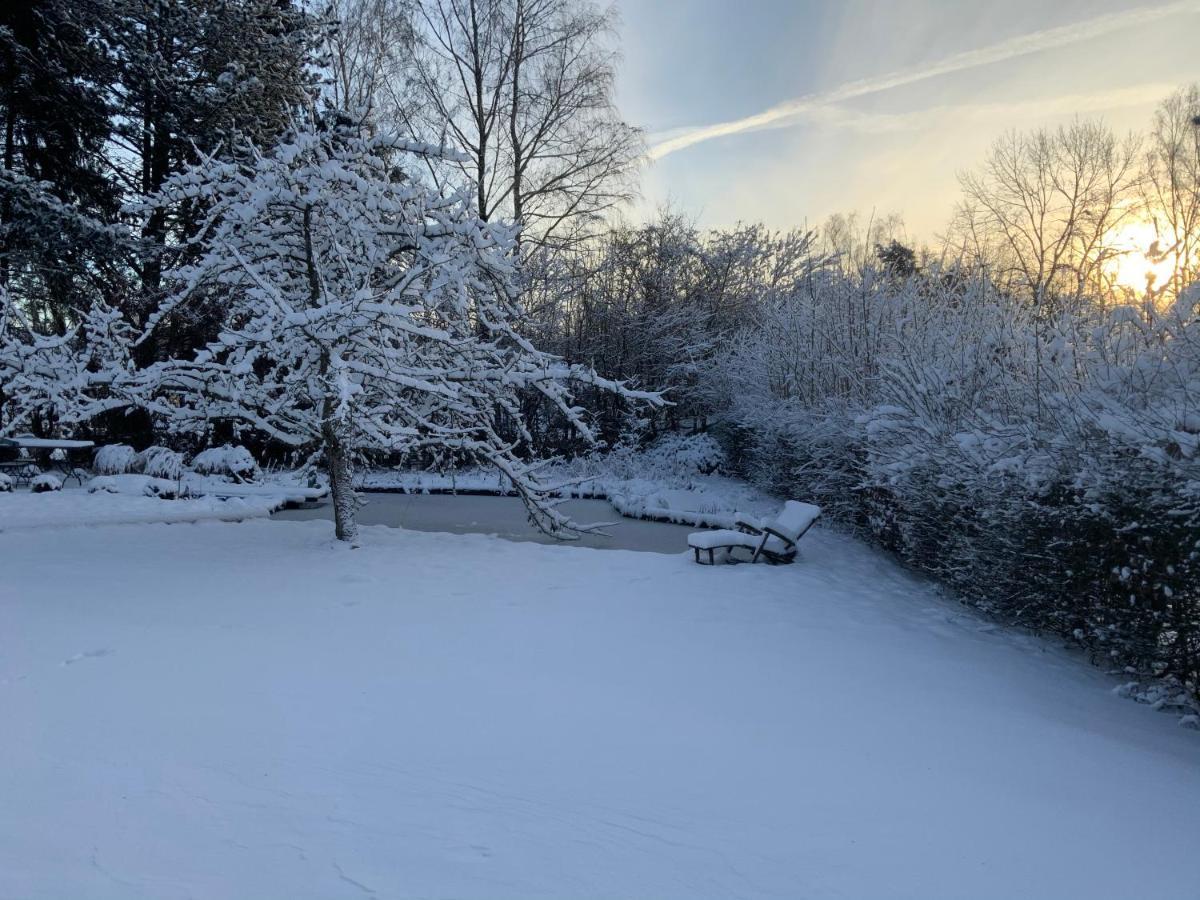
[309,208,357,543]
[323,421,359,544]
[509,0,524,249]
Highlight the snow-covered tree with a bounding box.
[0,284,134,434]
[132,112,659,542]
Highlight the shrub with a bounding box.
[707,273,1200,698]
[88,474,193,499]
[137,446,185,480]
[142,478,191,499]
[641,431,727,475]
[31,472,63,492]
[93,444,139,475]
[190,444,260,481]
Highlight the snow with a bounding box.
[87,472,326,506]
[137,446,186,480]
[29,472,63,492]
[0,436,94,449]
[0,488,278,531]
[186,476,326,504]
[686,527,758,550]
[605,482,759,528]
[771,499,822,537]
[189,444,260,480]
[358,468,540,494]
[93,444,139,475]
[1,516,1197,899]
[89,474,191,498]
[0,471,327,532]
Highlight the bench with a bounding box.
[687,501,821,565]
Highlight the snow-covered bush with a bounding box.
[639,432,726,476]
[93,444,139,475]
[95,444,186,480]
[704,266,1200,697]
[583,432,727,483]
[137,446,185,481]
[1,287,135,436]
[31,472,63,492]
[88,474,193,499]
[142,479,190,500]
[0,473,12,492]
[190,445,260,482]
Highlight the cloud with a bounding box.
[649,0,1200,159]
[790,82,1181,136]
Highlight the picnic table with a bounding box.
[0,436,95,485]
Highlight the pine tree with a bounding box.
[0,0,128,331]
[105,0,322,302]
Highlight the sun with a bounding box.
[1107,220,1178,294]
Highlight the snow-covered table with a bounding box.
[0,436,95,485]
[0,437,95,450]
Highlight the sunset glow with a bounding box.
[1108,219,1178,294]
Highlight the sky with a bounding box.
[615,0,1200,242]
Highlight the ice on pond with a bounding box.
[273,493,698,553]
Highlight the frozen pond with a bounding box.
[273,492,697,554]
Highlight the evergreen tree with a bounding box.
[0,0,128,331]
[106,0,320,291]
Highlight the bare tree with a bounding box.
[323,0,417,122]
[405,0,641,252]
[955,121,1141,311]
[1142,84,1200,297]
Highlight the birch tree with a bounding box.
[405,0,641,252]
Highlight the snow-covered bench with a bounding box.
[687,500,821,565]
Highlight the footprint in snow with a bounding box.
[446,844,493,862]
[62,649,114,666]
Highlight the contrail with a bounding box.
[649,0,1200,159]
[780,82,1180,136]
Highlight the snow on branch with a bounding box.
[120,112,663,540]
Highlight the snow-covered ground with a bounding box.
[0,487,280,531]
[0,474,325,532]
[2,515,1197,899]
